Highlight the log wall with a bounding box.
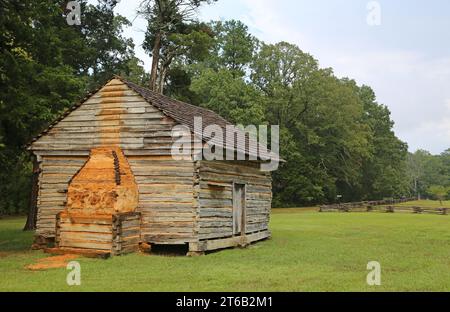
[112,212,141,255]
[56,213,114,251]
[32,79,190,239]
[55,212,141,256]
[32,78,273,248]
[196,161,272,241]
[30,79,179,154]
[36,156,88,238]
[128,156,196,244]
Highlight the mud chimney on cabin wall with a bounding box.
[66,147,138,216]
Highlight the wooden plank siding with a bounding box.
[54,212,141,256]
[197,160,272,241]
[30,79,181,155]
[36,156,88,237]
[31,78,274,251]
[32,79,195,240]
[128,156,197,244]
[37,157,198,243]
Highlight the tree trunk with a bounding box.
[149,32,162,91]
[23,156,40,231]
[157,54,175,94]
[157,63,168,94]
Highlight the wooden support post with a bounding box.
[386,206,394,213]
[187,242,206,256]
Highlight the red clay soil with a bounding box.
[26,254,79,271]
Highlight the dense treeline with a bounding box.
[0,0,146,214]
[0,0,448,214]
[161,20,412,206]
[408,150,450,201]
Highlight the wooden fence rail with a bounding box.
[319,198,448,216]
[319,198,415,212]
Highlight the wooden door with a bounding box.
[233,183,246,235]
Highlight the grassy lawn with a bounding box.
[1,204,450,292]
[395,199,450,208]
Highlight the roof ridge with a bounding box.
[116,76,231,125]
[26,75,281,162]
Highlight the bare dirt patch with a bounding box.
[26,254,79,270]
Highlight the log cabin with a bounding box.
[27,76,278,257]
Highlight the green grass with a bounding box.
[1,204,450,292]
[395,199,450,208]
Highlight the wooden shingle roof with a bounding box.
[28,75,280,162]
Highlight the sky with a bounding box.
[109,0,450,155]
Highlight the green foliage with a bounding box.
[119,56,150,85]
[250,42,408,206]
[166,20,255,99]
[140,0,217,92]
[81,0,135,87]
[1,1,426,214]
[0,0,137,215]
[189,69,265,125]
[356,85,409,200]
[168,25,412,207]
[210,20,257,76]
[407,149,450,199]
[427,185,450,203]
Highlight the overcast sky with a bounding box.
[110,0,450,155]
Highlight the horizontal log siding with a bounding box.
[32,79,273,248]
[128,156,196,244]
[36,156,88,237]
[30,79,182,155]
[33,79,194,239]
[57,214,114,251]
[198,161,272,240]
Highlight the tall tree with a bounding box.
[190,68,265,125]
[251,42,372,205]
[80,0,135,87]
[165,19,256,101]
[0,0,137,225]
[355,84,409,200]
[407,149,450,199]
[209,20,257,77]
[139,0,216,92]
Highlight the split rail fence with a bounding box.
[319,198,448,216]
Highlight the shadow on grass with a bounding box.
[0,217,33,254]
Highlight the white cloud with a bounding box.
[229,0,450,154]
[112,0,450,154]
[330,52,450,153]
[114,0,151,68]
[240,0,312,48]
